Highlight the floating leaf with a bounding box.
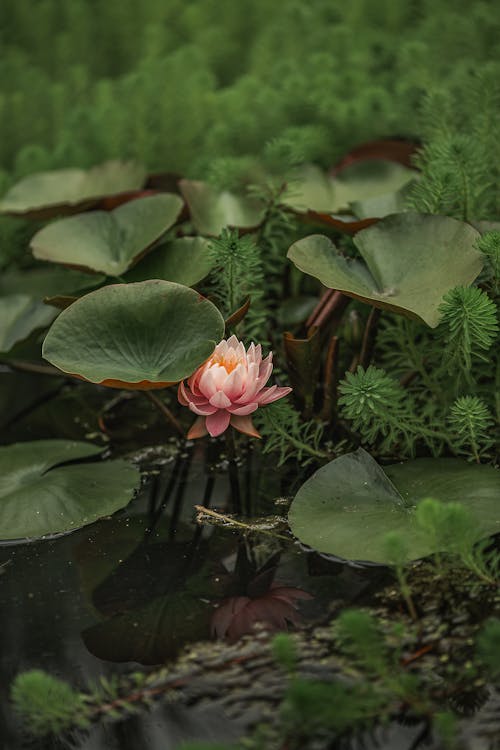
[83,591,212,664]
[31,194,184,276]
[42,280,225,389]
[0,440,140,541]
[125,236,213,286]
[289,448,500,564]
[0,161,146,218]
[0,267,103,298]
[284,161,416,215]
[0,294,57,352]
[288,213,482,327]
[180,179,265,235]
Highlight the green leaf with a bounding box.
[288,448,500,564]
[284,161,416,216]
[0,440,140,541]
[82,591,212,664]
[0,294,57,352]
[42,280,225,388]
[180,179,265,235]
[0,161,146,217]
[288,213,482,327]
[0,267,103,298]
[30,194,184,276]
[125,236,214,286]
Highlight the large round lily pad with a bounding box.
[0,294,57,352]
[0,440,140,541]
[288,448,500,564]
[180,179,266,235]
[42,280,225,388]
[30,193,184,277]
[0,161,146,218]
[288,213,483,327]
[125,236,214,286]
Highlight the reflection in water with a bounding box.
[1,444,361,748]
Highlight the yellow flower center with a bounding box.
[210,352,242,374]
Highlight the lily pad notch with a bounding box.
[0,440,140,542]
[287,213,483,327]
[288,448,500,564]
[30,193,184,277]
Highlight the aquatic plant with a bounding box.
[178,335,292,438]
[1,3,500,748]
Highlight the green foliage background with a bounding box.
[1,0,499,187]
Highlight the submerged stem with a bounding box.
[144,390,183,436]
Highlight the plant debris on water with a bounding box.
[0,1,499,749]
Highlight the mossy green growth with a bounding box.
[11,670,90,735]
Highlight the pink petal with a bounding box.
[198,367,218,398]
[257,386,292,405]
[209,391,232,409]
[257,355,273,384]
[222,364,246,401]
[206,410,231,437]
[226,334,239,349]
[200,366,228,398]
[211,597,250,639]
[235,362,260,403]
[189,402,218,416]
[227,402,258,416]
[230,414,261,438]
[187,417,208,439]
[179,381,209,407]
[178,381,190,406]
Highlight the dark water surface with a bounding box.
[0,380,426,749]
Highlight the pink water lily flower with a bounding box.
[178,335,292,439]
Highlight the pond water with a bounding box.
[0,378,449,749]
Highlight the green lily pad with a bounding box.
[42,280,225,388]
[0,440,140,541]
[180,179,266,235]
[0,267,103,298]
[288,213,483,327]
[83,591,212,664]
[30,193,184,277]
[284,161,416,216]
[0,294,57,352]
[125,236,214,286]
[0,161,146,218]
[288,448,500,564]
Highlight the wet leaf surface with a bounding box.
[42,280,225,387]
[0,161,146,218]
[288,213,482,327]
[0,440,140,540]
[289,448,500,564]
[31,193,184,276]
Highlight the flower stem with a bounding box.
[225,429,242,514]
[143,390,183,436]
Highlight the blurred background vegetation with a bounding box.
[0,0,498,191]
